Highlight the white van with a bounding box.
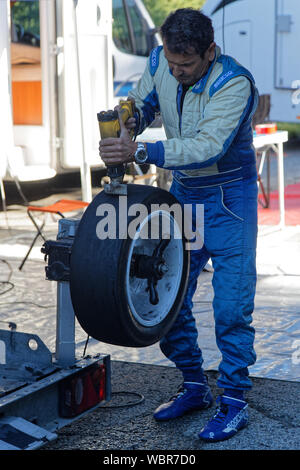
[0,0,160,188]
[112,0,160,100]
[202,0,300,123]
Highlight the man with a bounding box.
[99,8,259,442]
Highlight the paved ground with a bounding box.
[39,361,299,451]
[0,216,299,452]
[0,143,299,452]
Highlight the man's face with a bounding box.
[163,41,216,86]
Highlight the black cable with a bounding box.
[0,259,14,295]
[98,391,145,409]
[0,301,55,308]
[0,259,13,280]
[0,260,56,306]
[0,282,14,295]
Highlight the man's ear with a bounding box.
[207,42,216,61]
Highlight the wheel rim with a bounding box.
[125,210,184,327]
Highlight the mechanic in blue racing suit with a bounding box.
[99,8,259,442]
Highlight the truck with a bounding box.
[0,0,161,199]
[201,0,300,123]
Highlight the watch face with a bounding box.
[135,146,147,163]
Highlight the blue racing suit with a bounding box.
[129,45,259,391]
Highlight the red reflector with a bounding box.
[59,362,106,417]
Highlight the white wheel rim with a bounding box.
[125,210,184,327]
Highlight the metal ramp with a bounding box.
[0,330,58,450]
[0,416,57,450]
[0,327,110,451]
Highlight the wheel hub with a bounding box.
[130,238,170,305]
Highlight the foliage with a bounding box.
[143,0,207,27]
[11,1,40,36]
[277,122,300,140]
[10,0,207,37]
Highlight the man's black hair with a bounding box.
[160,8,214,58]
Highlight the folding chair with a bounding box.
[19,199,89,271]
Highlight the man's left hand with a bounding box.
[99,108,137,166]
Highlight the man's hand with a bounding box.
[124,116,137,132]
[99,108,137,166]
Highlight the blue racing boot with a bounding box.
[153,382,213,421]
[198,394,249,442]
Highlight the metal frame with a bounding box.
[0,217,111,449]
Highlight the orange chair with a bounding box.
[19,199,89,270]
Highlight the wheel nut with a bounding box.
[158,263,168,275]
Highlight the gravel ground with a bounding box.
[41,361,300,452]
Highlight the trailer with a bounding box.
[0,218,111,450]
[202,0,300,123]
[0,0,160,197]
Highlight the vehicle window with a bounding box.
[112,0,133,54]
[126,0,148,56]
[11,0,40,46]
[10,0,42,126]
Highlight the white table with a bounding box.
[138,127,289,227]
[253,130,289,228]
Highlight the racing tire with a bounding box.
[70,184,190,347]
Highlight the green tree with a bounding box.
[143,0,207,27]
[12,1,40,37]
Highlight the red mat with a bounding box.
[258,183,300,225]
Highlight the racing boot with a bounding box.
[153,381,213,421]
[198,394,249,442]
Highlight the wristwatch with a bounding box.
[134,142,148,164]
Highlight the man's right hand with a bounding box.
[124,116,137,131]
